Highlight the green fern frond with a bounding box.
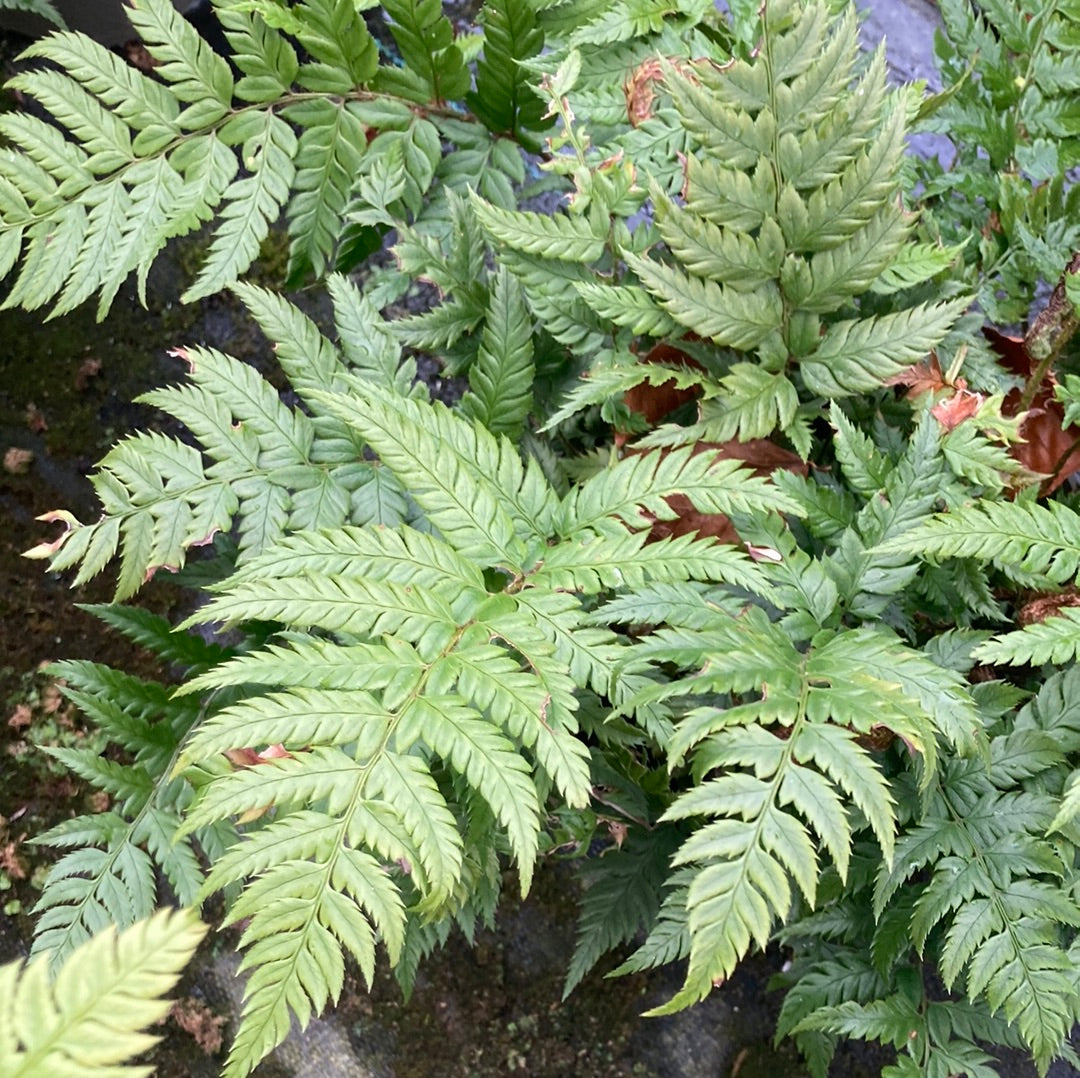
[0,0,545,309]
[975,609,1080,667]
[472,196,608,262]
[459,265,535,438]
[879,497,1080,585]
[621,608,937,1014]
[467,0,548,142]
[378,0,470,103]
[149,346,807,1071]
[183,110,297,302]
[564,828,683,997]
[281,98,367,282]
[25,287,423,597]
[28,614,230,969]
[799,298,971,397]
[872,675,1080,1073]
[0,907,205,1078]
[506,0,968,438]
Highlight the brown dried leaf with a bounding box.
[624,58,667,126]
[74,357,102,392]
[886,354,950,397]
[3,448,33,475]
[621,342,705,436]
[986,328,1080,492]
[170,998,226,1056]
[931,389,984,431]
[0,839,27,881]
[7,704,32,731]
[1017,589,1080,626]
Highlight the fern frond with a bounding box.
[311,376,553,563]
[975,609,1080,667]
[378,0,470,103]
[0,908,206,1078]
[29,645,223,968]
[0,0,64,27]
[472,195,608,261]
[467,0,548,141]
[281,99,367,281]
[459,265,535,438]
[625,614,912,1014]
[293,0,379,93]
[21,31,181,152]
[564,828,683,996]
[183,110,297,302]
[879,498,1080,585]
[872,706,1080,1074]
[623,250,785,349]
[529,530,767,595]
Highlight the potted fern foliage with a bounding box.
[6,0,1080,1074]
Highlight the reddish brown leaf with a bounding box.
[886,354,950,397]
[931,389,984,431]
[0,838,27,881]
[170,998,226,1056]
[224,743,292,768]
[986,328,1080,492]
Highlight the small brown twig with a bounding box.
[1019,250,1080,411]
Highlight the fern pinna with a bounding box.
[1,907,207,1078]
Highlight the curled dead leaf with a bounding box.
[170,998,226,1056]
[74,357,102,391]
[930,389,984,431]
[986,328,1080,493]
[625,58,667,126]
